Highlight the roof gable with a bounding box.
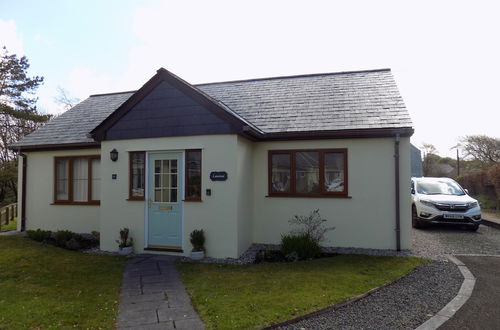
[91,68,261,141]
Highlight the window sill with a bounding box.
[266,194,352,199]
[127,198,145,201]
[51,201,101,206]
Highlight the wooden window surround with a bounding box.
[185,149,202,202]
[53,155,101,205]
[268,149,349,198]
[128,151,146,201]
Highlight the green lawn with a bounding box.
[177,255,427,329]
[0,235,125,329]
[0,218,17,232]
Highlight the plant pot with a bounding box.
[119,246,133,255]
[190,250,205,260]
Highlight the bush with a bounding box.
[65,237,82,250]
[190,229,205,252]
[288,209,335,244]
[281,233,321,261]
[91,231,100,240]
[54,230,75,247]
[26,229,52,242]
[116,228,133,249]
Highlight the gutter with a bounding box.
[394,134,401,251]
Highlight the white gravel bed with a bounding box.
[277,260,462,330]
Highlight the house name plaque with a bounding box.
[210,171,228,181]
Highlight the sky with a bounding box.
[1,0,498,157]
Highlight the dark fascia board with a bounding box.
[90,68,263,141]
[260,127,414,141]
[12,142,100,152]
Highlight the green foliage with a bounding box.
[190,229,205,252]
[0,235,124,329]
[91,230,100,240]
[26,229,52,242]
[0,217,16,232]
[54,230,75,247]
[461,135,500,166]
[176,255,427,329]
[475,194,498,210]
[288,209,335,244]
[116,228,133,249]
[0,47,51,202]
[281,233,321,260]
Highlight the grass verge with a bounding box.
[0,235,125,329]
[177,255,427,329]
[0,218,17,232]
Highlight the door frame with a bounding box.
[143,150,185,251]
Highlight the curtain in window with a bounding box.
[324,152,344,192]
[91,159,100,200]
[73,158,88,201]
[296,151,319,193]
[56,159,69,200]
[271,154,291,193]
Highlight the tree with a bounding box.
[54,86,79,111]
[421,143,439,176]
[461,135,500,167]
[0,46,51,203]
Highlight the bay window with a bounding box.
[268,149,348,197]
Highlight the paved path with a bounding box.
[440,256,500,330]
[117,254,204,329]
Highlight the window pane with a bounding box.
[296,152,319,193]
[131,152,145,198]
[271,154,290,193]
[91,159,101,200]
[73,158,89,202]
[186,150,202,199]
[171,188,177,202]
[154,189,161,202]
[324,152,345,192]
[56,159,69,200]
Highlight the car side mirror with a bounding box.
[464,189,469,195]
[411,188,415,195]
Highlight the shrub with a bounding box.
[76,233,99,249]
[91,231,100,240]
[26,229,52,242]
[289,209,335,244]
[281,233,321,260]
[54,230,75,247]
[65,237,82,250]
[116,228,133,249]
[190,229,205,252]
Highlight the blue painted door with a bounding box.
[147,152,183,249]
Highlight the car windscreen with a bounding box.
[416,180,465,195]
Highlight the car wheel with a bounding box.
[412,206,422,228]
[468,224,479,231]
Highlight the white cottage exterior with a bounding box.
[13,68,413,258]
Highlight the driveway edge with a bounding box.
[415,255,475,330]
[480,219,500,229]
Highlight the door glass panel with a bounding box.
[152,158,179,203]
[171,160,177,173]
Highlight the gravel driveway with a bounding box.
[412,224,500,260]
[275,224,500,329]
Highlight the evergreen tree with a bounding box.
[0,46,51,203]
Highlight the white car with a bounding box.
[411,177,482,231]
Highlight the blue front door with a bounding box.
[147,152,183,249]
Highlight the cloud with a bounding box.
[0,19,24,55]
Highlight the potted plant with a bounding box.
[116,228,133,255]
[190,229,205,260]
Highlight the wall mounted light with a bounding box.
[110,148,119,162]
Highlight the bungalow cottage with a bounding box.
[12,68,413,258]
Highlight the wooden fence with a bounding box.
[0,203,17,231]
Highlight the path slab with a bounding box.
[117,255,204,329]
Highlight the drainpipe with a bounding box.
[394,134,401,251]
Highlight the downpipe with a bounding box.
[394,134,401,251]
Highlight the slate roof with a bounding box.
[13,68,412,148]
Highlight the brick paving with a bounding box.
[117,255,204,329]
